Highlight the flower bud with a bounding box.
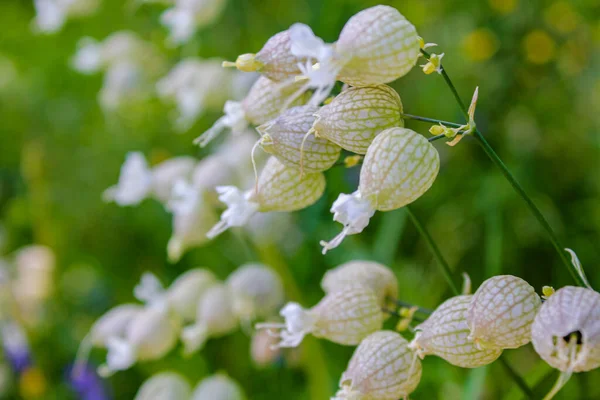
[312,85,404,154]
[531,286,600,372]
[191,374,246,400]
[181,284,237,355]
[207,157,326,239]
[334,331,421,400]
[101,307,179,375]
[336,6,420,86]
[89,304,144,347]
[151,156,196,203]
[166,268,217,322]
[223,30,305,82]
[134,372,191,400]
[257,105,341,173]
[257,286,383,347]
[321,128,439,253]
[410,295,502,368]
[103,152,153,206]
[321,260,398,310]
[226,263,285,321]
[467,275,541,350]
[194,76,306,147]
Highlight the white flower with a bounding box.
[71,37,103,74]
[150,157,196,203]
[103,152,153,206]
[193,101,248,147]
[256,303,318,348]
[160,0,227,45]
[191,374,246,400]
[32,0,99,34]
[134,372,192,400]
[133,273,167,309]
[205,186,259,239]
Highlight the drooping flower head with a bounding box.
[467,275,541,350]
[321,127,440,253]
[334,331,421,400]
[312,85,404,154]
[410,295,502,368]
[207,156,326,239]
[257,105,341,173]
[256,286,383,348]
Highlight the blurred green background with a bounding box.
[1,0,600,398]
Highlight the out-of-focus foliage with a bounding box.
[0,0,599,399]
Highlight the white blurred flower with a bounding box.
[191,374,246,400]
[134,372,192,400]
[12,245,55,309]
[103,152,153,206]
[157,59,232,132]
[160,0,228,45]
[32,0,99,34]
[151,156,196,203]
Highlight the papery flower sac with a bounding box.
[102,307,179,375]
[257,286,383,348]
[156,59,232,131]
[531,286,600,372]
[312,85,404,154]
[191,374,246,400]
[151,156,196,203]
[226,263,285,321]
[467,275,541,350]
[224,30,305,82]
[181,284,238,355]
[103,152,153,206]
[194,75,306,147]
[207,156,326,239]
[321,260,398,310]
[165,268,217,322]
[160,0,228,45]
[336,5,420,86]
[134,372,191,400]
[334,331,421,400]
[321,128,439,253]
[89,304,144,347]
[257,105,341,173]
[410,295,502,368]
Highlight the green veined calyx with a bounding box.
[409,295,502,368]
[256,286,383,348]
[320,128,440,254]
[311,85,404,154]
[207,156,326,239]
[334,331,421,400]
[467,275,541,350]
[335,5,421,86]
[256,105,341,173]
[194,76,306,147]
[321,260,398,310]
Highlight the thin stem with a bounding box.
[425,49,586,287]
[393,298,433,315]
[405,206,460,295]
[499,357,535,399]
[401,113,463,128]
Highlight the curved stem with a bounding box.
[423,48,586,287]
[499,357,535,399]
[401,113,463,128]
[405,206,460,295]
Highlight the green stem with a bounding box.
[405,206,460,295]
[423,48,585,287]
[401,113,463,128]
[499,357,535,399]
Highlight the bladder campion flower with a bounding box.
[181,284,238,355]
[321,260,398,310]
[194,76,306,147]
[336,5,421,87]
[257,105,341,173]
[88,304,144,348]
[160,0,228,45]
[321,128,439,253]
[134,372,191,400]
[256,286,383,348]
[207,156,326,239]
[410,295,502,368]
[531,286,600,373]
[225,263,285,321]
[334,331,421,400]
[165,268,217,322]
[103,152,153,206]
[467,275,541,350]
[150,156,196,203]
[191,374,246,400]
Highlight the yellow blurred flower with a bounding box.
[544,2,580,34]
[19,367,46,399]
[488,0,518,15]
[523,30,556,64]
[462,29,499,62]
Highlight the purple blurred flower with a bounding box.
[67,363,112,400]
[1,322,32,373]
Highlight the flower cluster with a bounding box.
[78,263,284,376]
